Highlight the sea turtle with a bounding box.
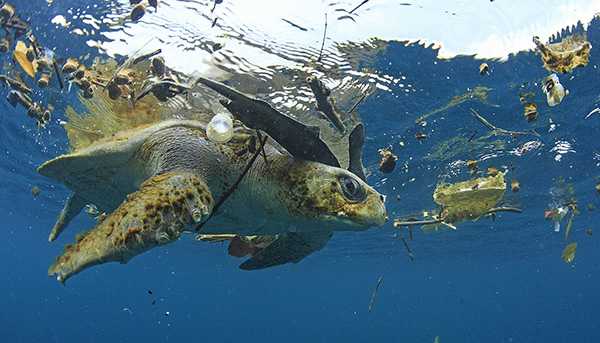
[40,78,386,283]
[533,34,592,74]
[190,77,370,268]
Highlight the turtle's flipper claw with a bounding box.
[48,172,213,283]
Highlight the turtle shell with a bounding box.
[534,34,592,73]
[433,172,507,223]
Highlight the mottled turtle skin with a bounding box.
[534,34,592,73]
[39,120,387,283]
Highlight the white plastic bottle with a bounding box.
[206,112,234,143]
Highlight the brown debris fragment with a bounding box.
[378,147,397,174]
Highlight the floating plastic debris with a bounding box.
[131,3,146,21]
[479,63,489,75]
[511,179,520,192]
[466,160,478,173]
[394,172,521,231]
[378,147,397,174]
[523,102,538,122]
[585,108,600,119]
[31,186,41,197]
[561,242,577,264]
[207,112,234,143]
[542,74,567,107]
[13,41,36,78]
[533,34,591,74]
[368,275,384,313]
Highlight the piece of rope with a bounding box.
[195,133,268,233]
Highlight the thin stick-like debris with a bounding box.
[317,13,327,62]
[195,134,268,233]
[470,108,539,137]
[349,0,370,14]
[400,237,415,261]
[347,92,369,114]
[368,275,384,313]
[281,18,308,31]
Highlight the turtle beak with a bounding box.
[351,189,388,228]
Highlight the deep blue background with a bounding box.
[1,2,600,342]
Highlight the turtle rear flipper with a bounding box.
[48,172,214,284]
[239,231,332,270]
[48,193,86,242]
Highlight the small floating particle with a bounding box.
[37,73,51,88]
[131,3,146,21]
[378,147,397,174]
[164,311,170,317]
[0,3,15,22]
[561,242,577,264]
[415,132,427,140]
[147,290,153,295]
[586,228,593,236]
[62,58,79,74]
[479,63,489,75]
[487,167,499,176]
[0,38,9,53]
[523,102,538,122]
[511,179,520,192]
[466,159,478,172]
[595,182,600,194]
[31,186,41,197]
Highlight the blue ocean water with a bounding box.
[1,2,600,342]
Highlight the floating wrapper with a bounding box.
[543,74,567,107]
[433,171,507,224]
[13,40,37,78]
[561,242,577,264]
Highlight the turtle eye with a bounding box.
[338,175,366,202]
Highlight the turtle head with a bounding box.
[275,159,387,230]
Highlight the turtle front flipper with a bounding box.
[239,231,332,270]
[48,193,86,242]
[48,172,214,284]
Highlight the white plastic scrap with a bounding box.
[206,112,234,144]
[542,74,568,107]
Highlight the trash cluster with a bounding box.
[0,3,189,128]
[386,30,594,265]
